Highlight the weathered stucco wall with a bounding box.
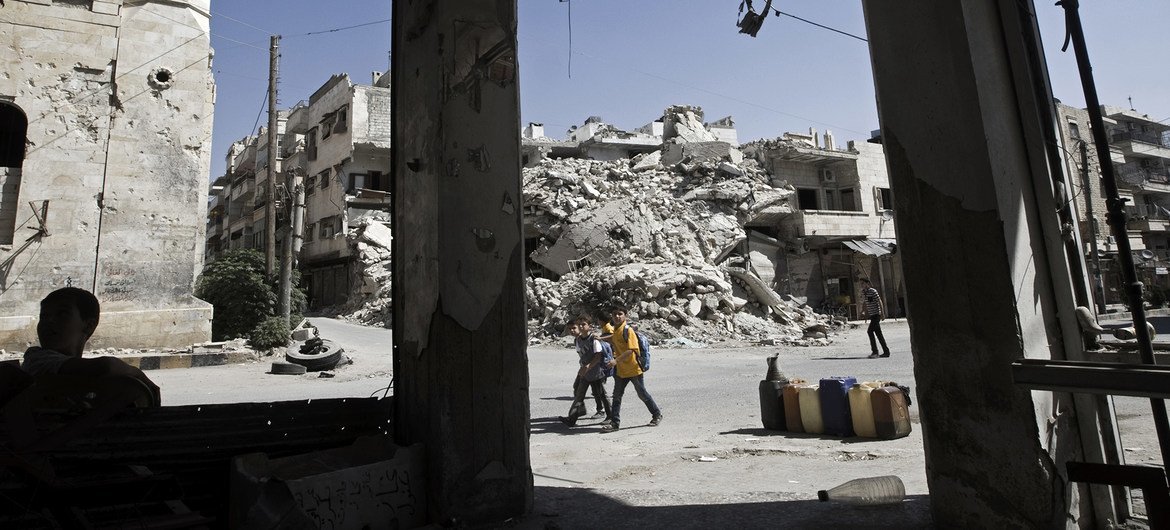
[0,0,214,350]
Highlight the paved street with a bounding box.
[148,317,1160,527]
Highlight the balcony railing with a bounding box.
[1113,130,1170,147]
[1125,204,1170,220]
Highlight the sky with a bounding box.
[207,1,1170,180]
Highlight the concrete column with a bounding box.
[864,1,1095,526]
[391,0,531,524]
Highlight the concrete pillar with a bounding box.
[391,0,531,524]
[864,1,1101,526]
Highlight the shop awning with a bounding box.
[843,238,894,257]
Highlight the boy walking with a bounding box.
[560,316,612,426]
[601,306,662,433]
[860,278,891,358]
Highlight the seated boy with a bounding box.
[559,316,612,427]
[22,287,161,405]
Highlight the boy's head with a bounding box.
[38,287,100,356]
[568,315,593,337]
[610,306,629,326]
[859,277,871,287]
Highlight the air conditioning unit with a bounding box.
[819,168,836,184]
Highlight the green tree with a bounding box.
[196,249,275,341]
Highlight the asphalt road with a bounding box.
[147,317,1159,527]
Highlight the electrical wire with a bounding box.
[771,8,868,42]
[285,18,390,38]
[211,10,274,35]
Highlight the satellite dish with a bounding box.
[1141,249,1156,260]
[880,209,894,221]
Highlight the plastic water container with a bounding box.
[818,376,857,437]
[759,380,786,430]
[872,386,912,439]
[799,384,823,434]
[848,384,877,438]
[817,475,906,505]
[783,383,804,433]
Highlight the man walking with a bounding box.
[860,278,891,358]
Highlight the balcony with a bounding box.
[1126,204,1170,233]
[1112,131,1170,160]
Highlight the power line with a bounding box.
[286,18,390,38]
[211,10,273,35]
[772,9,868,43]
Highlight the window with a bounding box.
[349,173,366,193]
[318,216,343,239]
[796,188,819,210]
[305,223,315,241]
[1068,121,1081,140]
[319,169,331,189]
[0,101,28,245]
[368,170,383,191]
[305,176,317,195]
[877,187,893,210]
[824,189,838,210]
[306,127,318,161]
[840,188,856,211]
[333,106,348,134]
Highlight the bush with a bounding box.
[196,249,275,341]
[249,316,290,350]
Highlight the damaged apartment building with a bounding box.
[1055,101,1170,307]
[207,72,392,309]
[520,106,904,334]
[0,0,215,350]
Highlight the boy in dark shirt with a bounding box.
[559,316,612,427]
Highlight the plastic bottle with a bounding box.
[817,475,905,505]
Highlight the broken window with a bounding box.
[306,127,319,160]
[796,188,819,210]
[305,175,317,195]
[305,223,315,242]
[348,173,366,193]
[368,170,383,191]
[1068,121,1081,140]
[333,106,348,134]
[0,101,27,245]
[876,187,893,211]
[319,169,331,189]
[321,113,335,140]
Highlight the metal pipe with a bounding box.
[1059,0,1170,471]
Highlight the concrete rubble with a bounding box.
[333,106,840,345]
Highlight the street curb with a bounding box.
[118,351,259,371]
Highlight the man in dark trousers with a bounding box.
[860,278,891,358]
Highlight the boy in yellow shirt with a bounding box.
[601,306,662,433]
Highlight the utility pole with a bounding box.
[265,35,280,278]
[1080,140,1107,314]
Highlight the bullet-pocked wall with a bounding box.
[0,0,214,350]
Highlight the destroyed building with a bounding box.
[513,106,901,344]
[0,0,215,350]
[207,72,392,309]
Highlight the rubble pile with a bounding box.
[336,218,394,327]
[522,136,836,344]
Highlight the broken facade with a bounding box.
[0,0,215,350]
[745,133,905,318]
[207,72,391,309]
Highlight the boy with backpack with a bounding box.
[601,306,662,433]
[560,316,613,427]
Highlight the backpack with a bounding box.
[623,325,651,372]
[598,339,616,378]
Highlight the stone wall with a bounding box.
[0,0,214,350]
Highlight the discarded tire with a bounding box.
[286,338,344,372]
[270,362,307,375]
